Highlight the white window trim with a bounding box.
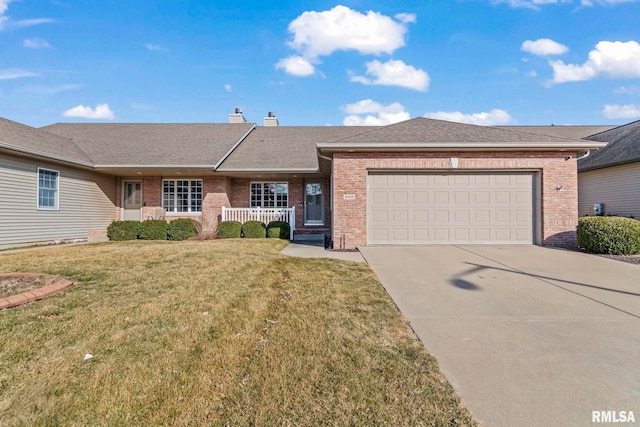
[250,181,289,208]
[162,178,203,214]
[37,167,59,211]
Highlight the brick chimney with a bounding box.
[229,107,247,124]
[263,111,279,127]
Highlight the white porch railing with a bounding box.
[221,206,295,240]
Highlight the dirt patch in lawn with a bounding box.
[0,273,73,309]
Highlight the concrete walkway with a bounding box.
[359,246,640,427]
[280,241,365,263]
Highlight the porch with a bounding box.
[221,206,296,240]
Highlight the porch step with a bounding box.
[293,233,326,242]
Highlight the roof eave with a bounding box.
[317,141,608,152]
[94,164,214,170]
[578,158,640,172]
[215,167,319,173]
[0,142,94,168]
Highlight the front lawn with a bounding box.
[0,240,476,426]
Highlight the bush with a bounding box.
[217,221,242,239]
[577,216,640,255]
[266,221,290,239]
[107,221,140,241]
[241,221,267,238]
[138,219,168,240]
[167,218,199,241]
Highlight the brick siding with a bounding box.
[332,151,579,250]
[114,176,330,236]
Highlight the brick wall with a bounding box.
[331,151,579,249]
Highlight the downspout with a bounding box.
[212,124,257,171]
[577,150,590,161]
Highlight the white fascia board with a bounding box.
[317,141,608,152]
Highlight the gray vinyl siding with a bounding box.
[578,162,640,218]
[0,153,117,247]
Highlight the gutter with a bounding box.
[317,141,608,152]
[214,167,319,173]
[212,124,256,171]
[94,164,213,169]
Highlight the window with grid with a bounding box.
[250,182,288,208]
[38,168,59,209]
[162,179,202,213]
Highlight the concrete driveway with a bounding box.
[359,246,640,427]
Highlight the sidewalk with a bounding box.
[280,241,365,263]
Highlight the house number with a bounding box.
[343,194,356,200]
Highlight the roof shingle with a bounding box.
[580,120,640,171]
[42,123,255,166]
[0,117,92,165]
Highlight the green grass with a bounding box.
[0,240,476,426]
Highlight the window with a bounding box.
[250,182,288,208]
[38,168,59,209]
[162,179,202,213]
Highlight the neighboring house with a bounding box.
[578,120,640,219]
[1,111,605,249]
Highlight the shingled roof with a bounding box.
[579,120,640,171]
[317,117,607,151]
[217,126,378,172]
[0,117,92,166]
[42,122,255,167]
[501,125,616,140]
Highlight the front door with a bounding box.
[304,183,324,225]
[123,181,142,221]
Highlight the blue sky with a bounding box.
[1,0,640,127]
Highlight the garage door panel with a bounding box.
[392,210,409,224]
[367,172,534,245]
[371,190,388,204]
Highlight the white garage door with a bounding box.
[367,173,534,245]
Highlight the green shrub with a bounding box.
[241,221,267,238]
[138,219,168,240]
[577,216,640,255]
[167,218,199,241]
[107,221,140,241]
[266,221,290,239]
[217,221,242,239]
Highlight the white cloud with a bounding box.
[0,67,38,79]
[550,41,640,83]
[614,85,640,95]
[602,104,640,119]
[493,0,638,8]
[350,59,430,91]
[343,99,410,126]
[423,109,513,125]
[23,37,51,48]
[224,84,232,93]
[581,0,640,5]
[131,102,154,110]
[521,39,568,56]
[492,0,572,10]
[277,5,414,76]
[0,0,12,29]
[275,55,315,77]
[63,103,114,120]
[145,43,168,52]
[18,83,83,95]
